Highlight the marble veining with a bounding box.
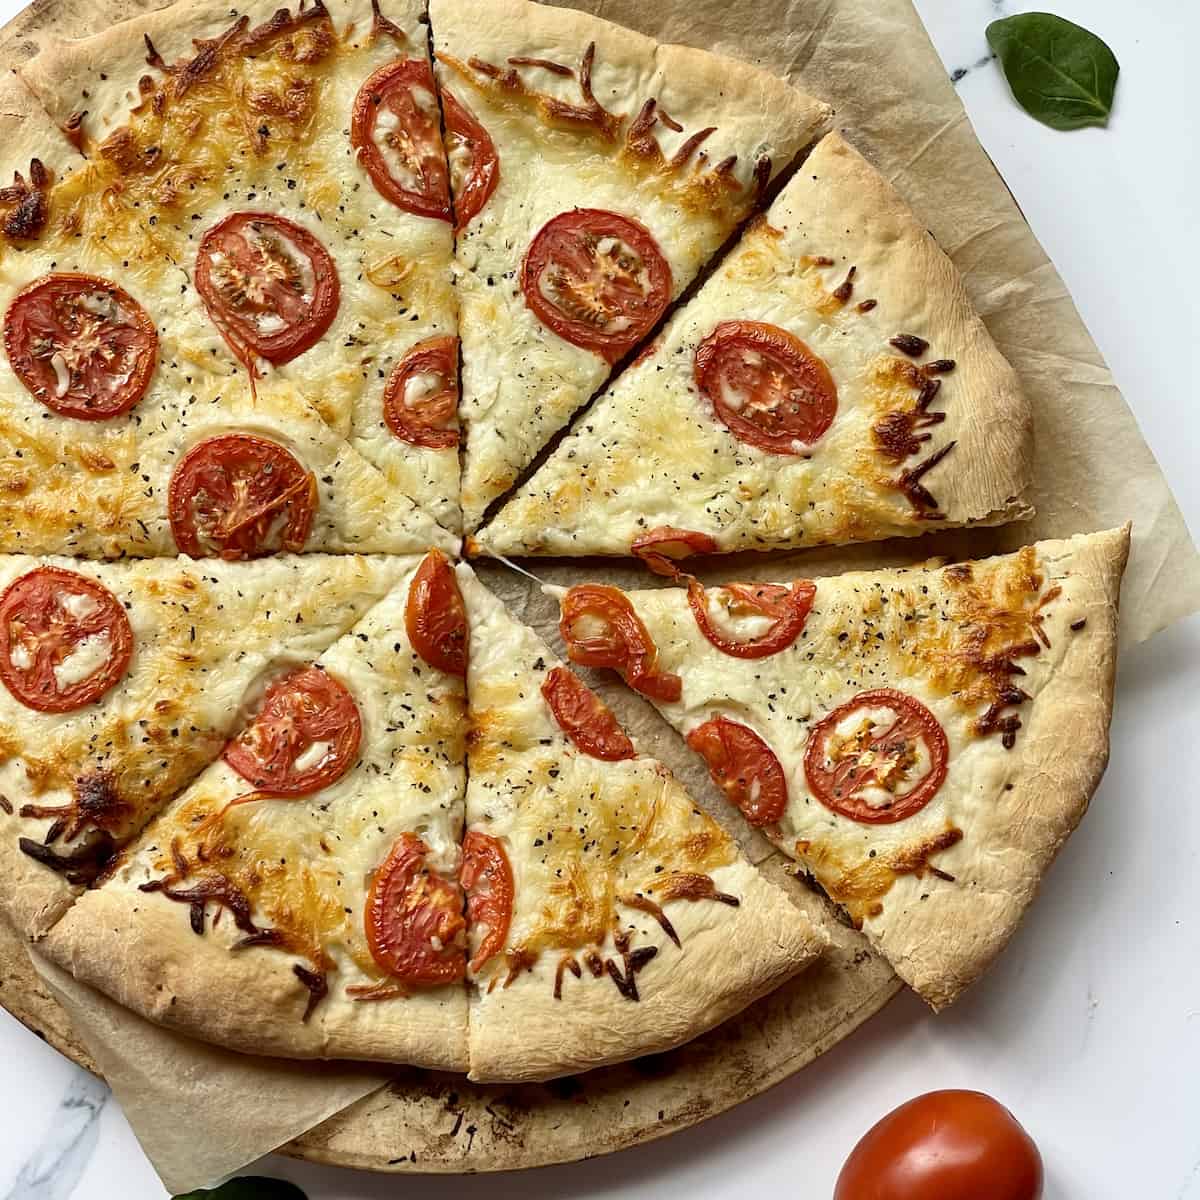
[2,1075,107,1200]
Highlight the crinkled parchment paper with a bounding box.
[5,0,1197,1187]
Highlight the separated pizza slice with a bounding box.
[40,550,468,1065]
[19,0,462,530]
[556,527,1129,1009]
[477,133,1034,562]
[457,563,826,1082]
[0,551,411,940]
[429,0,833,528]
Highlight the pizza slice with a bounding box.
[476,132,1033,562]
[40,550,469,1066]
[19,0,462,530]
[429,0,833,528]
[0,551,411,940]
[557,527,1129,1009]
[457,563,826,1082]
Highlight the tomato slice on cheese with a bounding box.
[686,716,787,827]
[383,335,460,449]
[804,688,949,824]
[521,209,672,363]
[4,273,157,420]
[442,89,499,232]
[405,549,468,676]
[223,665,361,796]
[0,567,133,713]
[695,320,837,453]
[559,584,681,703]
[541,665,636,761]
[631,526,718,578]
[168,433,317,560]
[195,212,340,369]
[460,829,514,974]
[366,832,466,986]
[351,58,451,221]
[687,578,816,658]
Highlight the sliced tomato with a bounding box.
[559,584,681,703]
[804,688,949,824]
[366,832,465,986]
[383,335,459,449]
[351,58,451,221]
[442,89,499,232]
[168,433,317,560]
[0,567,133,713]
[631,527,718,578]
[460,829,514,974]
[695,320,837,453]
[223,666,361,796]
[4,273,157,420]
[521,209,672,363]
[687,578,816,659]
[686,716,787,827]
[541,665,636,761]
[195,212,339,369]
[405,549,467,676]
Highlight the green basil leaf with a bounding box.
[986,13,1119,131]
[173,1176,308,1200]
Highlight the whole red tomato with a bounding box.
[834,1090,1043,1200]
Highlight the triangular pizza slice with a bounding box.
[41,550,468,1065]
[430,0,832,528]
[19,0,462,531]
[0,551,410,939]
[556,527,1128,1009]
[457,563,825,1082]
[477,133,1033,561]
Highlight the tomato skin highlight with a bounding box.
[366,832,466,986]
[460,830,514,974]
[383,335,460,449]
[405,549,468,676]
[631,526,718,579]
[541,666,636,762]
[4,273,158,420]
[442,89,499,232]
[0,567,133,713]
[804,688,949,824]
[687,578,816,659]
[686,716,787,826]
[521,209,671,363]
[695,319,837,453]
[834,1090,1043,1200]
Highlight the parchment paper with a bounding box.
[8,0,1199,1186]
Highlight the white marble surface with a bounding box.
[1,0,1197,1196]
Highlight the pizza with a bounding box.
[474,132,1033,562]
[0,551,409,940]
[557,527,1128,1008]
[429,0,832,528]
[456,564,824,1081]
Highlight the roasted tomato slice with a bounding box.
[631,526,718,579]
[521,209,672,363]
[835,1090,1043,1200]
[460,829,514,974]
[223,665,361,796]
[0,567,133,713]
[4,273,158,420]
[195,212,340,368]
[804,688,949,824]
[366,832,466,986]
[383,335,460,449]
[168,433,317,560]
[695,320,837,453]
[351,58,451,221]
[687,578,816,658]
[442,89,499,232]
[559,584,681,703]
[686,716,787,826]
[405,549,468,676]
[541,665,636,761]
